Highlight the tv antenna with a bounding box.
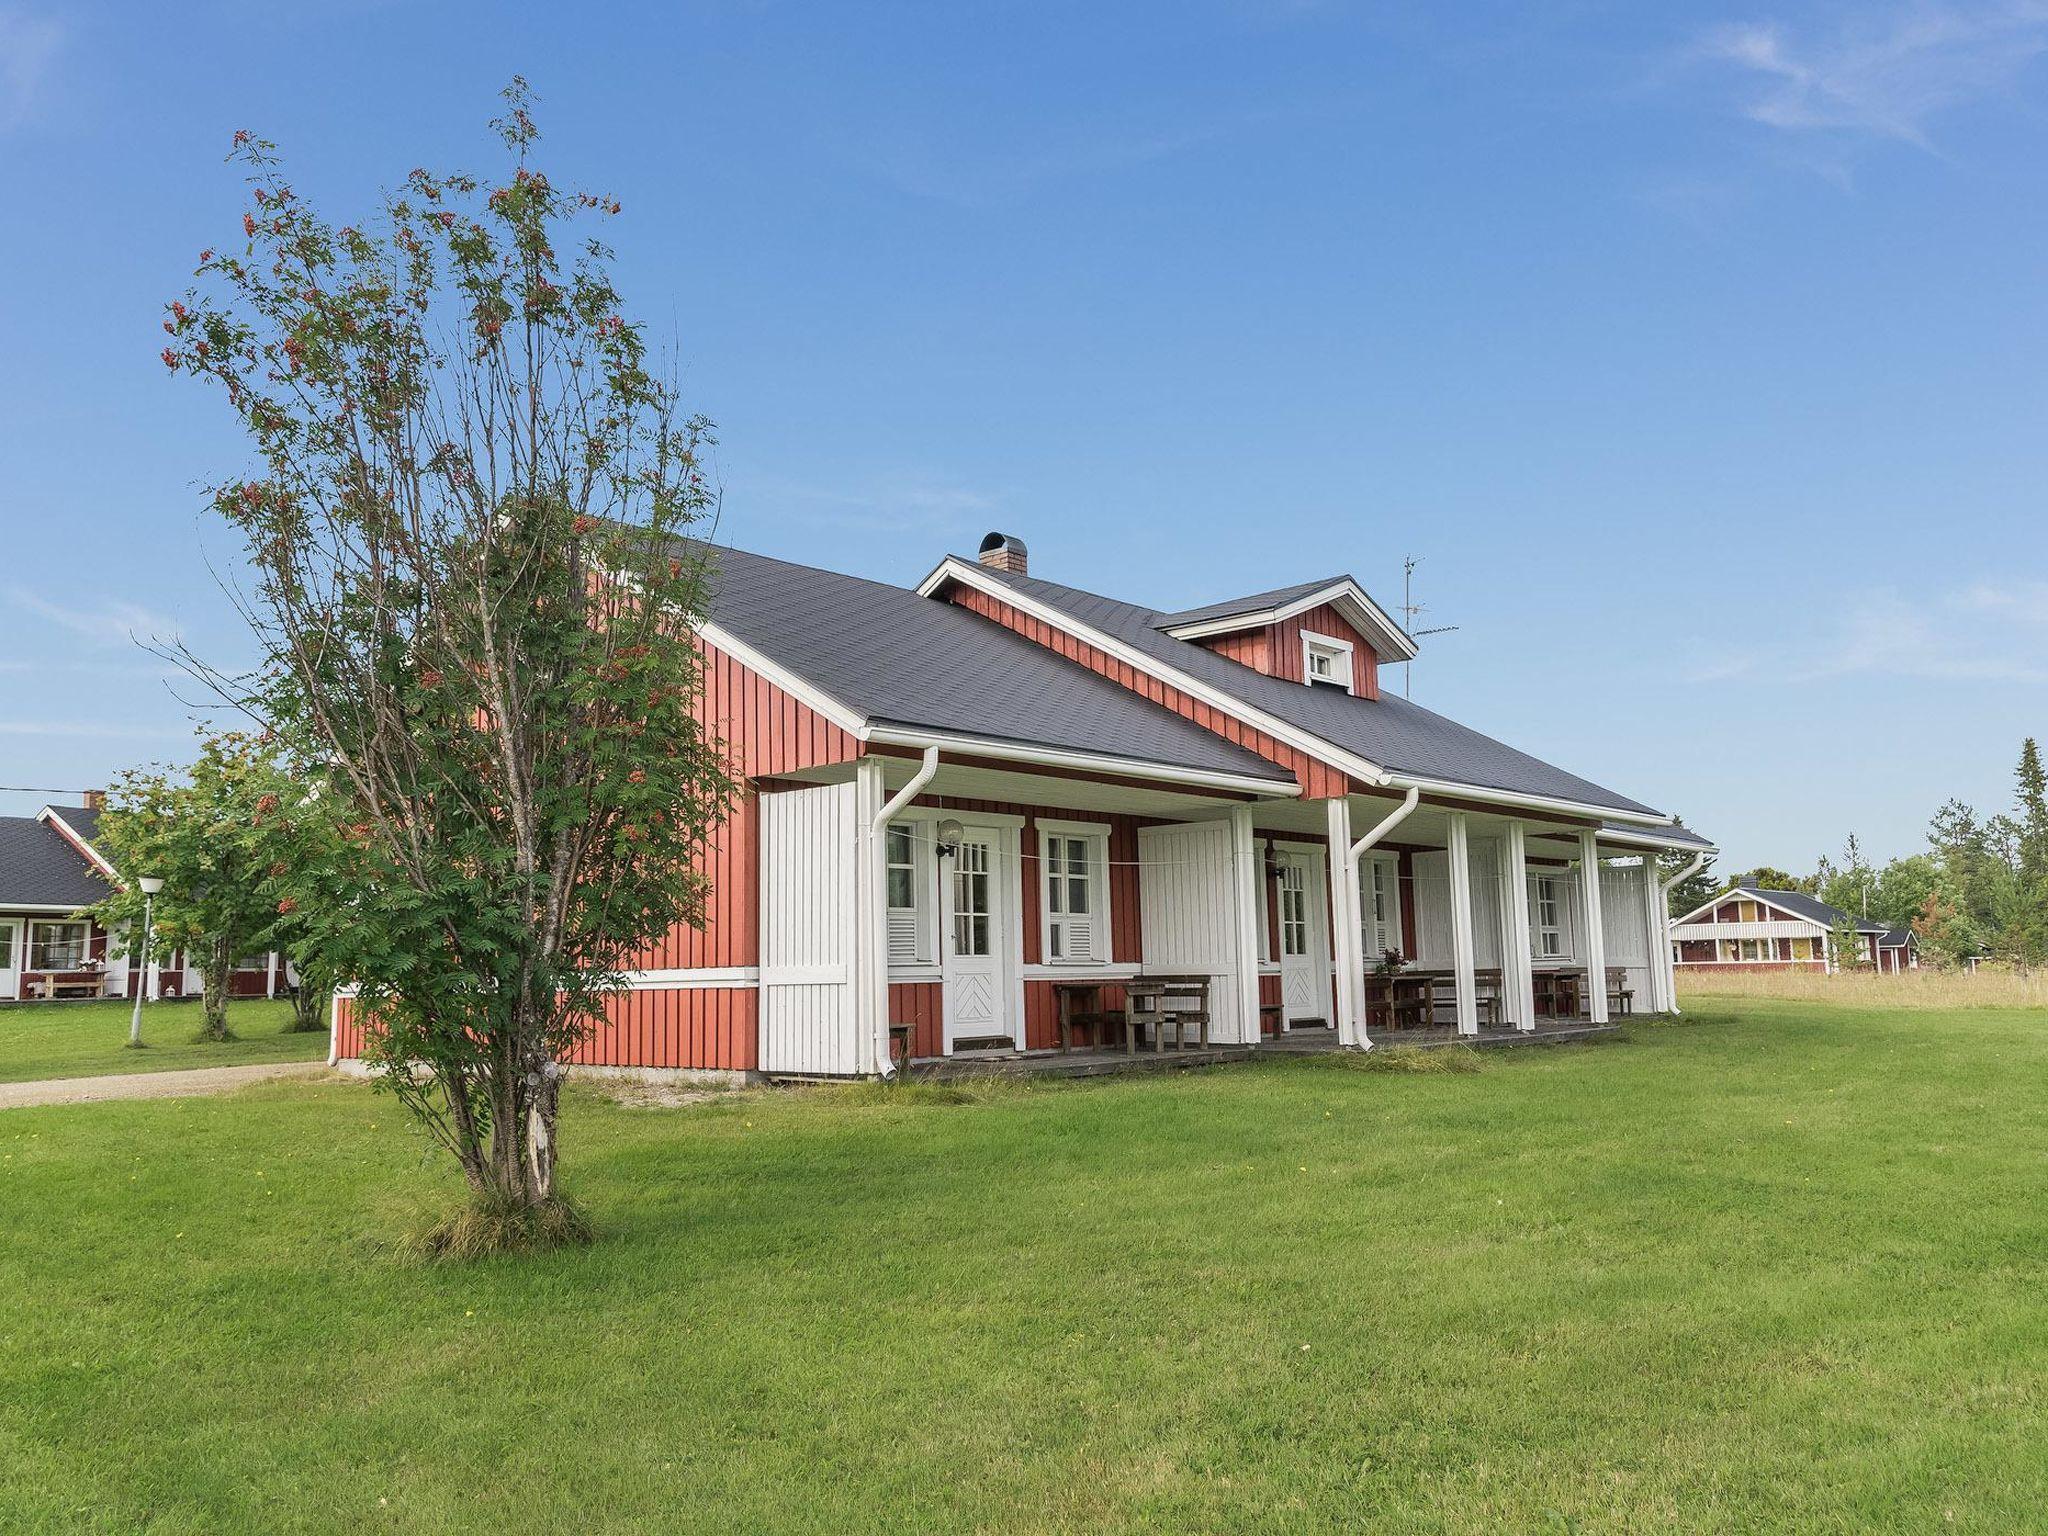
[1399,555,1459,699]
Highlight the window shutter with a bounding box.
[887,908,919,965]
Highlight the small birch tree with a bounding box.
[162,82,737,1244]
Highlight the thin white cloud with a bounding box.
[0,6,62,130]
[1690,580,2048,683]
[8,590,180,649]
[1695,3,2048,147]
[742,472,1001,536]
[0,720,182,738]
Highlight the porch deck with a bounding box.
[907,1019,1615,1081]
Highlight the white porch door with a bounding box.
[0,920,17,1000]
[942,827,1010,1049]
[1276,851,1331,1026]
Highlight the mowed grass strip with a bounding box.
[0,998,324,1084]
[1,999,2044,1533]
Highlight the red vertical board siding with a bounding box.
[1201,629,1271,672]
[568,988,759,1071]
[1398,850,1419,957]
[888,982,945,1059]
[1268,603,1382,699]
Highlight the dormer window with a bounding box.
[1301,632,1354,691]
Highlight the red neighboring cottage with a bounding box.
[0,794,287,1003]
[333,531,1715,1077]
[1670,883,1919,974]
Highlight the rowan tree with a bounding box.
[162,82,737,1247]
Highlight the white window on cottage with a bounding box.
[1300,631,1354,691]
[1529,874,1570,960]
[29,920,89,971]
[1361,855,1402,961]
[885,822,933,966]
[1040,822,1111,965]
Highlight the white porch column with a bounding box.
[1578,828,1610,1024]
[1640,857,1671,1013]
[1502,822,1537,1031]
[265,951,279,1000]
[1325,796,1365,1048]
[1228,806,1263,1047]
[1446,812,1479,1035]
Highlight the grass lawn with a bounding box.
[0,998,326,1084]
[2,998,2044,1533]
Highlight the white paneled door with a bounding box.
[943,828,1009,1049]
[0,920,16,1000]
[1276,851,1332,1026]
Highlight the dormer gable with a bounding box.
[1154,579,1414,701]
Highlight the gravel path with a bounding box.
[0,1061,334,1110]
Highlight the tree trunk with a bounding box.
[198,935,235,1041]
[289,966,326,1033]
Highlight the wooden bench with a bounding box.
[1606,967,1634,1017]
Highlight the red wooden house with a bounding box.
[0,795,288,1003]
[333,532,1714,1076]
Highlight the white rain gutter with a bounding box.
[868,746,940,1078]
[1346,785,1421,877]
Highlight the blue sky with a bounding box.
[2,1,2045,874]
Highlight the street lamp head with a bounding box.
[137,876,165,895]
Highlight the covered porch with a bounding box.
[752,750,1683,1078]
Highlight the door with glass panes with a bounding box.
[941,827,1009,1049]
[1275,850,1331,1026]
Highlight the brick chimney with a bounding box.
[976,531,1028,576]
[81,789,106,811]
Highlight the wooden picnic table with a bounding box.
[1533,967,1585,1019]
[1364,972,1435,1032]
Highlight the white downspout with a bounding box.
[1658,850,1710,1015]
[868,746,940,1077]
[1340,786,1421,1049]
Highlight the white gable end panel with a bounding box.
[1137,820,1248,1043]
[759,782,860,1075]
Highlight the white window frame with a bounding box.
[28,919,90,972]
[1529,873,1573,960]
[1300,630,1355,692]
[1037,818,1113,967]
[884,819,935,967]
[1360,853,1402,961]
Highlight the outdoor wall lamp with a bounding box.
[934,818,964,859]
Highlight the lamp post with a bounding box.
[129,876,163,1050]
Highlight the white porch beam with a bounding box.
[860,746,940,1076]
[1229,806,1263,1047]
[1446,812,1479,1036]
[1326,797,1366,1048]
[1502,822,1537,1032]
[1578,828,1610,1024]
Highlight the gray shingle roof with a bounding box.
[965,565,1671,820]
[1155,578,1348,630]
[1735,884,1888,934]
[694,543,1292,784]
[0,814,114,909]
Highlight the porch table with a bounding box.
[1125,974,1212,1052]
[1533,967,1586,1019]
[1051,980,1133,1054]
[1364,972,1434,1032]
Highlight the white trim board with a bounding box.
[914,557,1681,830]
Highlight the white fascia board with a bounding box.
[36,809,120,879]
[1591,824,1722,852]
[1375,774,1680,829]
[696,620,870,739]
[864,724,1301,798]
[1670,886,1816,929]
[1160,581,1419,663]
[917,558,1682,828]
[0,901,95,914]
[912,558,1389,787]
